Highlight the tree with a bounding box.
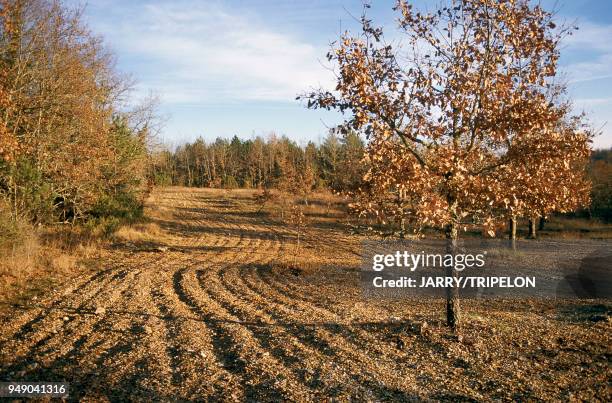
[286,203,308,267]
[0,0,153,223]
[97,116,149,202]
[0,0,19,165]
[319,131,341,189]
[302,0,591,329]
[336,130,366,192]
[506,114,592,241]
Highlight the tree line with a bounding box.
[149,131,366,194]
[149,130,610,224]
[0,0,154,227]
[586,148,611,222]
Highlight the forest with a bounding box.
[149,131,366,194]
[0,0,153,229]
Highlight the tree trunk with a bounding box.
[445,220,460,331]
[528,218,537,239]
[538,216,546,231]
[399,218,406,238]
[508,216,517,250]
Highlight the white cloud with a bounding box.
[573,97,612,108]
[558,21,612,148]
[562,22,612,84]
[571,97,612,149]
[95,1,334,105]
[564,22,612,52]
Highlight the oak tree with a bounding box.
[302,0,592,329]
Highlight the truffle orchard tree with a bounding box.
[503,113,592,240]
[302,0,592,329]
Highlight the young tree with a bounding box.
[505,113,592,242]
[302,0,591,329]
[337,129,366,192]
[286,203,308,266]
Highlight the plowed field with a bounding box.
[1,188,609,401]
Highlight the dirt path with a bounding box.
[0,188,609,401]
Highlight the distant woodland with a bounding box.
[150,137,611,223]
[149,131,366,194]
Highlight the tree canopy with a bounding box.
[302,0,593,328]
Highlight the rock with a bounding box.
[143,325,153,334]
[63,316,70,321]
[94,306,106,315]
[199,351,207,358]
[156,246,168,252]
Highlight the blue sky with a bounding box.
[74,0,612,148]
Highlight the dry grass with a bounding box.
[112,222,163,243]
[0,204,110,311]
[0,223,103,310]
[518,216,612,239]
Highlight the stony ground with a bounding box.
[0,188,610,401]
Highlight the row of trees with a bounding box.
[149,131,365,194]
[0,0,153,225]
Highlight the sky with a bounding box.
[72,0,612,149]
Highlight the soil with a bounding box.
[0,187,609,401]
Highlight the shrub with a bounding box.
[0,204,25,249]
[84,191,144,236]
[89,192,143,222]
[223,175,239,189]
[2,158,56,223]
